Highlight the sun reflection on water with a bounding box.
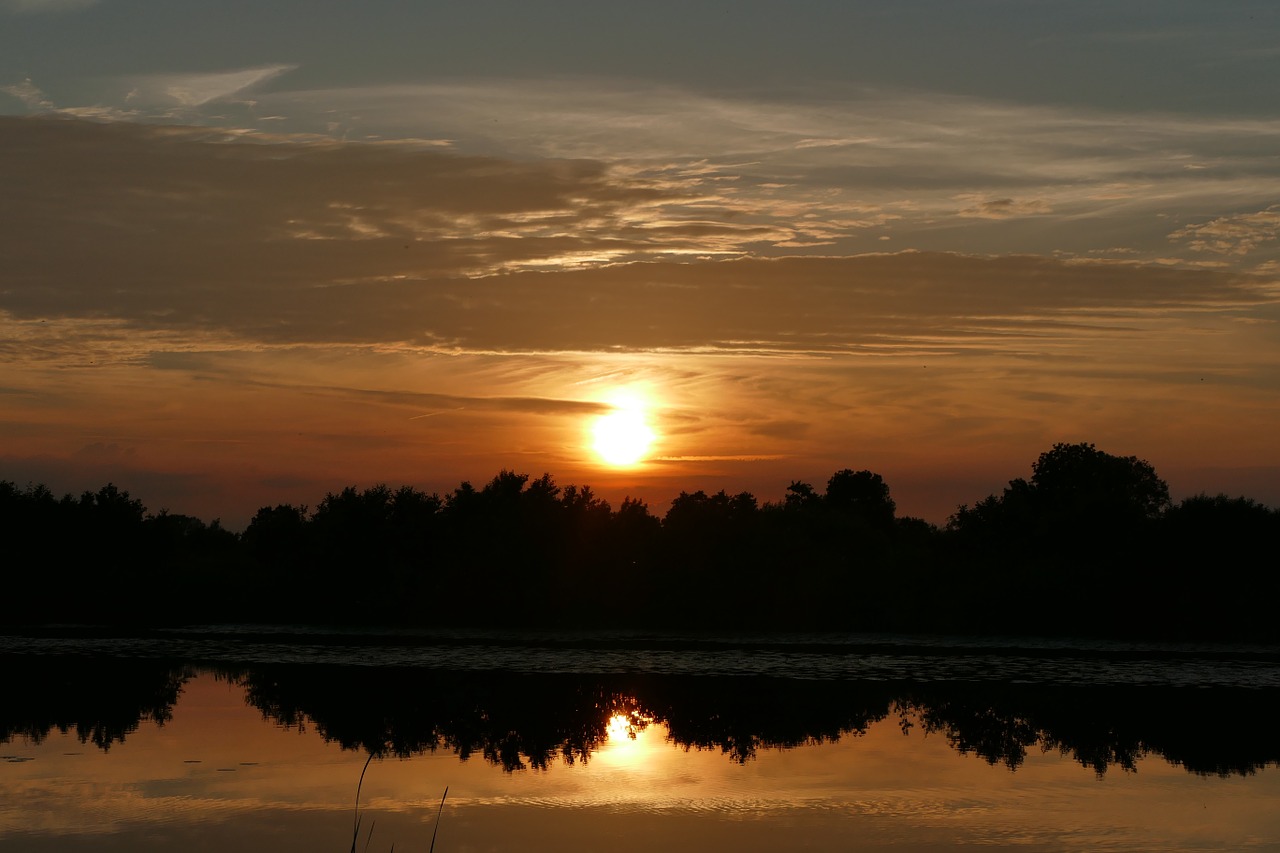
[599,710,657,767]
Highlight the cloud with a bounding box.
[215,375,613,418]
[11,76,1280,266]
[246,78,1280,194]
[1169,206,1280,255]
[228,78,1280,266]
[121,64,297,109]
[955,195,1054,219]
[32,73,1276,258]
[3,115,1278,371]
[0,115,682,313]
[1,78,54,109]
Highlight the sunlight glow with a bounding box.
[590,391,656,467]
[598,710,659,769]
[606,713,636,742]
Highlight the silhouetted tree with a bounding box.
[436,471,572,621]
[608,496,661,614]
[1,481,62,612]
[658,489,763,624]
[243,503,310,566]
[783,480,821,511]
[945,443,1174,636]
[54,483,149,620]
[1025,442,1170,523]
[1154,493,1280,639]
[824,469,896,531]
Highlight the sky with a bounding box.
[3,0,1279,527]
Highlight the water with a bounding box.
[2,628,1279,851]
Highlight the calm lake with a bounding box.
[3,627,1279,851]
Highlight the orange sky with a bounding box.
[3,4,1279,526]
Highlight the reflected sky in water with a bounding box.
[3,671,1280,852]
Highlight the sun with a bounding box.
[591,393,656,467]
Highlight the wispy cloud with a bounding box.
[248,79,1280,184]
[0,78,53,109]
[121,64,297,109]
[4,116,1277,365]
[237,79,1280,263]
[10,76,1280,266]
[213,374,613,418]
[1170,206,1280,256]
[955,195,1054,219]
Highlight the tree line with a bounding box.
[2,442,1276,639]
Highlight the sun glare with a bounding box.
[601,710,657,766]
[590,391,657,467]
[606,713,636,741]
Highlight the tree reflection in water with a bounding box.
[5,654,1278,778]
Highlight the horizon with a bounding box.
[4,1,1279,530]
[4,441,1271,534]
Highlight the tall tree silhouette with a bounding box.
[946,443,1172,636]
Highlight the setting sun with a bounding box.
[591,393,656,467]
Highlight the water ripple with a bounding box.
[3,627,1277,689]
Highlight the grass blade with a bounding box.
[428,786,449,853]
[351,753,375,853]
